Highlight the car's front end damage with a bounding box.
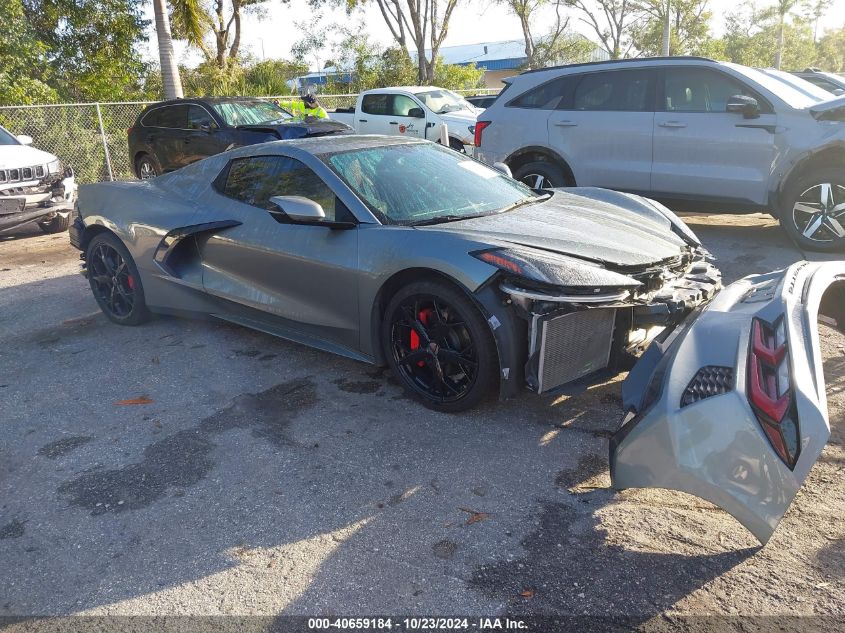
[447,188,842,543]
[453,189,723,398]
[480,245,722,395]
[0,162,76,233]
[610,261,844,543]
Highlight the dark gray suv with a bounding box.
[474,57,845,251]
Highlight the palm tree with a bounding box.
[153,0,183,98]
[774,0,798,69]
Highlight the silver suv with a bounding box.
[474,56,845,251]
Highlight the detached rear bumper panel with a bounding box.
[610,261,845,544]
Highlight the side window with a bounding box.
[662,68,767,113]
[361,94,389,115]
[143,105,188,128]
[508,76,577,109]
[391,94,419,116]
[573,70,654,112]
[187,105,216,130]
[222,156,340,221]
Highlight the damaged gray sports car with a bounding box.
[70,135,844,543]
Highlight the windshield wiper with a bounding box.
[496,194,551,215]
[410,214,477,226]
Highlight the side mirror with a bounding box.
[407,107,425,118]
[199,121,213,132]
[269,195,325,222]
[726,95,760,119]
[16,134,33,145]
[833,88,845,96]
[493,162,512,178]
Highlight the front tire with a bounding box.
[38,212,70,234]
[85,233,150,325]
[135,153,160,180]
[780,167,845,252]
[382,280,498,412]
[512,161,570,190]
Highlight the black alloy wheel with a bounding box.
[383,281,497,412]
[86,233,150,325]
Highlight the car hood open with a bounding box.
[422,189,689,269]
[809,94,845,120]
[236,118,352,139]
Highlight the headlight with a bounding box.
[47,158,62,174]
[472,247,641,292]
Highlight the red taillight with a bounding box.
[474,121,491,147]
[747,317,800,468]
[127,127,133,135]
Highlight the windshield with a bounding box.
[732,65,833,108]
[413,89,474,114]
[0,126,19,145]
[211,101,292,126]
[326,142,539,225]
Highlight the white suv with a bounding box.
[474,56,845,251]
[0,124,76,234]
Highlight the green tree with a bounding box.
[0,0,58,105]
[334,0,462,84]
[171,0,274,71]
[719,1,815,69]
[22,0,150,102]
[813,26,845,70]
[499,0,595,69]
[631,0,714,56]
[773,0,800,68]
[564,0,643,59]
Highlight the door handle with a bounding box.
[553,120,578,127]
[658,121,687,128]
[389,121,398,125]
[358,119,368,123]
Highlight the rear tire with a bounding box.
[38,213,70,234]
[135,153,160,180]
[448,138,467,153]
[512,161,570,190]
[780,167,845,252]
[382,280,498,412]
[85,232,150,326]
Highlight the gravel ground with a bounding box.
[0,213,843,627]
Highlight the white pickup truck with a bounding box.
[329,86,481,151]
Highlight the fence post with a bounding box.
[95,102,114,182]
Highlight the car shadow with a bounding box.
[0,223,47,242]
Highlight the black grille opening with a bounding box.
[681,365,734,407]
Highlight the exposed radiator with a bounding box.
[536,308,616,393]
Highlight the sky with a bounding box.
[141,0,845,70]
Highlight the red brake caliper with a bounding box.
[127,275,135,290]
[410,308,433,367]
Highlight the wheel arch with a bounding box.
[368,267,525,400]
[504,146,576,185]
[775,143,845,214]
[369,268,477,365]
[80,223,120,254]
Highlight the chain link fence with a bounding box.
[0,89,500,184]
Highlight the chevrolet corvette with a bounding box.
[70,135,844,543]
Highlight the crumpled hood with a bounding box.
[0,144,57,170]
[236,118,352,139]
[421,189,690,268]
[809,94,845,120]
